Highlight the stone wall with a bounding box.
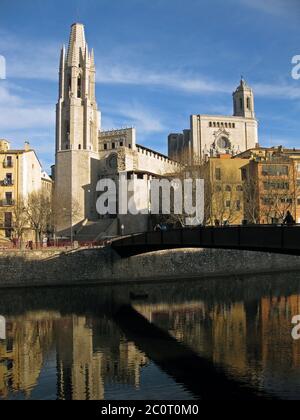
[1,247,300,289]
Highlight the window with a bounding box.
[6,174,13,185]
[104,143,107,150]
[225,185,232,192]
[78,144,81,150]
[232,123,235,128]
[237,185,243,192]
[4,212,12,227]
[77,76,82,98]
[120,142,123,147]
[297,198,300,206]
[263,181,289,190]
[215,168,221,181]
[262,165,289,176]
[281,197,292,204]
[5,192,12,205]
[218,137,230,149]
[5,156,13,168]
[241,169,247,181]
[112,143,115,149]
[209,122,212,127]
[247,97,251,110]
[236,200,241,211]
[4,212,12,238]
[226,200,231,208]
[128,144,132,149]
[262,197,274,206]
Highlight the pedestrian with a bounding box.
[154,223,161,232]
[283,211,295,226]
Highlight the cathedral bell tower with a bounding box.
[233,77,255,119]
[55,24,100,234]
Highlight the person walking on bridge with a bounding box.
[283,211,295,226]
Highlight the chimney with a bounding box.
[24,141,30,152]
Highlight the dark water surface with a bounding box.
[1,271,300,400]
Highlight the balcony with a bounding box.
[0,179,14,186]
[0,200,15,207]
[3,161,13,168]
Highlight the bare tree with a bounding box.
[260,176,297,224]
[25,190,52,243]
[11,197,28,242]
[242,177,259,224]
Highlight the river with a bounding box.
[1,271,300,400]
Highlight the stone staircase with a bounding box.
[74,219,118,242]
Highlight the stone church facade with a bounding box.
[54,23,180,237]
[168,79,258,163]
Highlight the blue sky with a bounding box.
[0,0,300,172]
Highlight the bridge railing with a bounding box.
[112,224,300,255]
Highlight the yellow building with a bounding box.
[0,139,44,242]
[201,155,250,225]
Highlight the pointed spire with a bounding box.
[238,76,250,90]
[90,48,95,68]
[67,23,86,66]
[59,45,66,69]
[84,42,89,66]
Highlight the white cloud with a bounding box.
[0,84,54,130]
[96,62,231,94]
[253,82,300,99]
[2,28,300,103]
[0,105,54,130]
[0,84,22,106]
[102,102,166,134]
[236,0,300,17]
[0,31,59,81]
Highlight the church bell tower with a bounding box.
[233,77,255,119]
[55,23,100,234]
[56,23,100,153]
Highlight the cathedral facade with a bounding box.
[168,79,259,163]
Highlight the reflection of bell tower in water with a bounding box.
[55,23,101,233]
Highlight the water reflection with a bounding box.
[0,271,300,400]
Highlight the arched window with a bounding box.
[247,97,251,110]
[225,185,232,192]
[77,75,82,98]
